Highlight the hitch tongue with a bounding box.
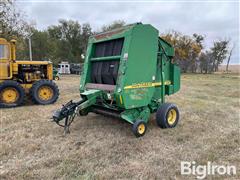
[64,116,70,135]
[52,90,102,135]
[52,99,85,134]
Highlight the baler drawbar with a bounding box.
[52,23,181,137]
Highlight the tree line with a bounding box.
[1,0,233,73]
[161,32,232,73]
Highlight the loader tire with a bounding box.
[132,120,147,137]
[156,103,179,128]
[30,80,59,105]
[0,80,25,108]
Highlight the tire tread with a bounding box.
[0,80,25,108]
[30,80,59,105]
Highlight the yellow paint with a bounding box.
[38,86,53,101]
[10,39,16,61]
[0,87,19,104]
[167,109,177,125]
[138,123,145,134]
[0,61,10,79]
[0,38,8,44]
[12,63,18,73]
[47,63,53,80]
[124,81,171,90]
[119,95,123,104]
[16,61,51,65]
[0,38,54,91]
[21,84,33,89]
[0,41,12,79]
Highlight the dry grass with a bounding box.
[218,64,240,73]
[0,74,239,179]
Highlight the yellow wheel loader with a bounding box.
[0,38,59,108]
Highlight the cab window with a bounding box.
[0,44,9,59]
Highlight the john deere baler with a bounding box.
[53,23,180,137]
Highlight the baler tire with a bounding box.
[132,120,147,137]
[30,80,59,105]
[156,103,179,128]
[0,80,25,108]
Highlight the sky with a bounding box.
[16,0,239,64]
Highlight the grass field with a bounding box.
[1,74,239,179]
[218,64,240,73]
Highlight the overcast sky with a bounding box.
[17,0,239,64]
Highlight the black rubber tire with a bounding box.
[156,103,179,128]
[30,80,59,105]
[0,80,25,108]
[132,120,147,137]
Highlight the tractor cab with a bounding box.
[0,38,13,80]
[0,41,9,59]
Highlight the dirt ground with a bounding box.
[0,74,239,179]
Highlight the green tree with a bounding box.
[210,40,229,72]
[199,51,212,74]
[80,23,92,52]
[0,0,30,39]
[101,20,126,32]
[190,34,204,72]
[47,19,92,64]
[30,29,51,61]
[161,31,203,73]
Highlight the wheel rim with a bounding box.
[38,86,53,101]
[55,77,59,80]
[138,123,145,134]
[1,87,19,104]
[167,109,177,125]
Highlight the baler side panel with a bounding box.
[173,65,181,93]
[121,25,159,109]
[80,41,94,92]
[153,38,179,102]
[114,32,133,107]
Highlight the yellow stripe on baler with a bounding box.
[124,81,171,90]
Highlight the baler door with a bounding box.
[91,38,124,85]
[91,60,119,85]
[94,38,124,57]
[102,60,119,84]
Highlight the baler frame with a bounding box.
[53,23,180,137]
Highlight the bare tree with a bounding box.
[0,0,30,38]
[226,43,235,72]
